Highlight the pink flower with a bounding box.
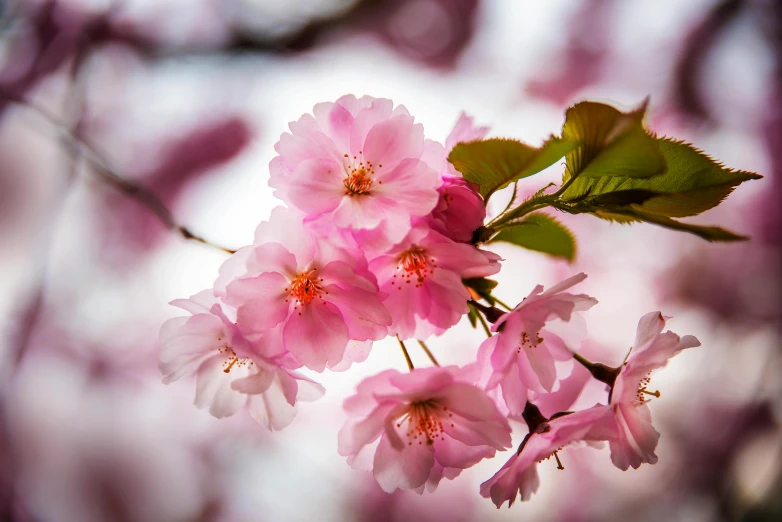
[338,367,512,494]
[427,176,486,243]
[220,207,392,372]
[480,405,607,508]
[588,312,701,470]
[158,291,325,429]
[423,112,489,243]
[476,274,598,416]
[269,95,440,249]
[367,225,500,340]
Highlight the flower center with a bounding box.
[518,330,545,353]
[392,246,437,289]
[286,269,325,308]
[216,337,253,374]
[636,372,660,402]
[343,150,381,196]
[395,400,453,446]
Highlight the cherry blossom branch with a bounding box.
[573,352,619,386]
[1,93,238,255]
[396,336,414,371]
[417,340,440,367]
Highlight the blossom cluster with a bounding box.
[160,96,701,507]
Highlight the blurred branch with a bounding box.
[673,0,745,121]
[1,93,238,255]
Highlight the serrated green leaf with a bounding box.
[562,99,666,180]
[448,137,578,201]
[490,213,576,262]
[563,138,762,217]
[598,206,748,242]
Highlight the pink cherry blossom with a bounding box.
[427,176,486,243]
[338,367,512,494]
[421,112,489,243]
[367,225,501,340]
[269,95,441,249]
[219,207,392,372]
[587,312,701,471]
[158,291,324,430]
[480,406,607,508]
[476,274,598,416]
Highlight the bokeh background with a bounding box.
[1,0,780,520]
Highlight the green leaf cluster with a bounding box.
[446,99,761,251]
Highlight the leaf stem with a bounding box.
[493,297,513,311]
[475,310,492,338]
[417,340,440,367]
[490,175,580,230]
[397,336,414,371]
[573,352,594,368]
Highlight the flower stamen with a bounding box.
[392,246,436,289]
[343,150,379,196]
[287,269,325,307]
[636,373,660,402]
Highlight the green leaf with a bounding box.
[448,137,578,201]
[467,304,479,328]
[463,278,499,305]
[563,138,763,217]
[597,207,748,242]
[562,99,666,180]
[490,213,576,262]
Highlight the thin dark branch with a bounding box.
[396,336,414,371]
[1,93,237,254]
[417,340,440,367]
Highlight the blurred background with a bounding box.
[0,0,780,520]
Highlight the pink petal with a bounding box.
[343,370,399,416]
[225,272,290,331]
[499,367,529,417]
[194,355,247,418]
[253,206,316,266]
[319,260,378,292]
[246,242,299,278]
[159,315,223,384]
[338,401,399,457]
[247,373,297,431]
[231,369,275,395]
[633,311,666,351]
[612,403,660,470]
[362,116,424,171]
[373,433,435,493]
[434,435,495,469]
[283,302,349,372]
[331,193,387,230]
[439,382,508,424]
[287,371,326,402]
[445,112,489,151]
[170,290,218,315]
[313,100,354,153]
[349,98,395,155]
[328,340,373,372]
[286,158,346,216]
[523,340,558,392]
[534,363,591,418]
[373,159,439,217]
[323,285,391,341]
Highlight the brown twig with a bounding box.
[2,93,237,254]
